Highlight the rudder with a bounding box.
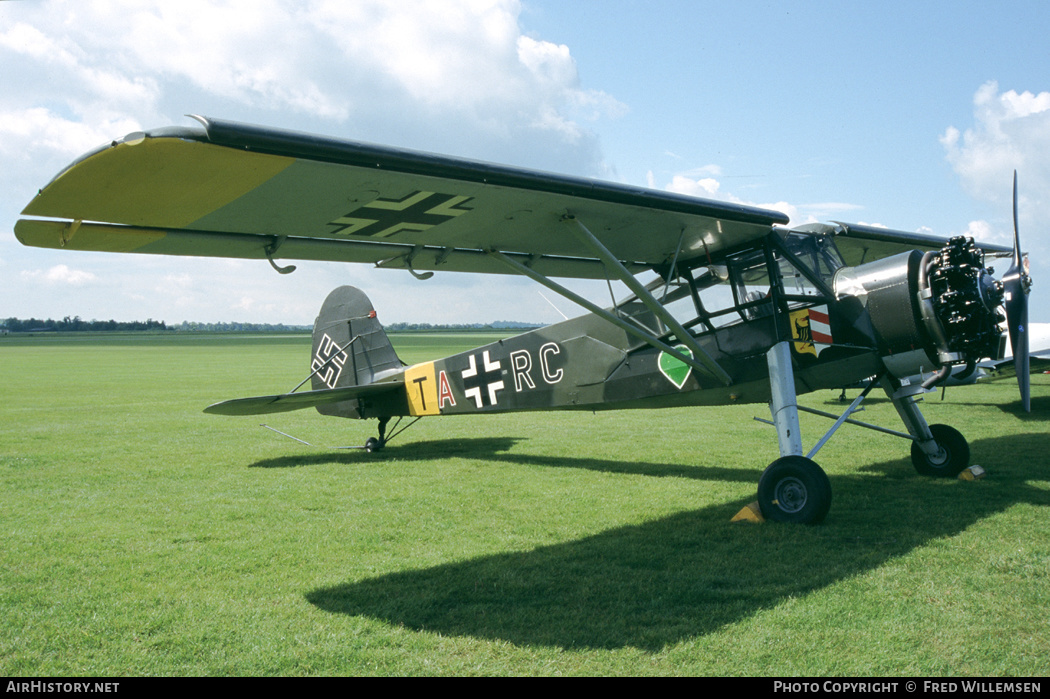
[311,286,402,418]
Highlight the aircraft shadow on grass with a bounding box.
[247,437,527,470]
[250,436,762,483]
[304,432,1050,651]
[938,394,1050,420]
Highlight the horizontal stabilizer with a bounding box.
[204,379,403,416]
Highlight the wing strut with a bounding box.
[488,250,718,381]
[561,214,733,386]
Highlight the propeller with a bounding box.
[1002,171,1032,411]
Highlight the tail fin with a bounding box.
[311,286,402,418]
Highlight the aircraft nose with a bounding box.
[923,236,1004,365]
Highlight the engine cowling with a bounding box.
[834,236,1004,382]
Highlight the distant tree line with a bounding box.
[2,317,537,334]
[1,317,311,333]
[172,321,310,333]
[385,321,539,332]
[2,316,169,333]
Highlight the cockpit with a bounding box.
[613,228,843,336]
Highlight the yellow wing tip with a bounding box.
[15,219,166,253]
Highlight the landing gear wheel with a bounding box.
[911,424,969,477]
[758,456,832,524]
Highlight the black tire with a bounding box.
[911,424,969,477]
[757,456,832,524]
[365,437,382,453]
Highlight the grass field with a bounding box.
[1,332,1048,676]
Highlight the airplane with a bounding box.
[13,116,1034,524]
[835,322,1049,400]
[977,322,1050,381]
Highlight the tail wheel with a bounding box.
[911,423,969,477]
[758,456,832,524]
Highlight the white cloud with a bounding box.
[666,174,722,198]
[21,264,97,286]
[0,0,631,324]
[0,19,159,128]
[109,1,347,118]
[0,108,142,161]
[0,0,622,184]
[517,35,577,88]
[960,219,1011,247]
[661,173,826,226]
[942,81,1050,231]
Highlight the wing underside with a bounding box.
[829,221,1012,266]
[15,116,790,279]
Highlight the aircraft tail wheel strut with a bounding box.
[365,415,423,453]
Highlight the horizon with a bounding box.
[3,1,1048,325]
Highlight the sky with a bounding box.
[2,0,1048,326]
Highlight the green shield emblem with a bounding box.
[658,345,693,389]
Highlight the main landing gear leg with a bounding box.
[758,341,832,524]
[881,376,970,477]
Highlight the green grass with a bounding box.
[1,333,1048,675]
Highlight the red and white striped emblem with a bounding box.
[809,307,833,347]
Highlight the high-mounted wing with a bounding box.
[15,117,789,279]
[827,221,1012,266]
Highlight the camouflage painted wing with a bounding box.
[827,222,1012,267]
[15,116,789,279]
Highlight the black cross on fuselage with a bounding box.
[461,351,504,409]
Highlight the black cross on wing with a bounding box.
[327,191,473,238]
